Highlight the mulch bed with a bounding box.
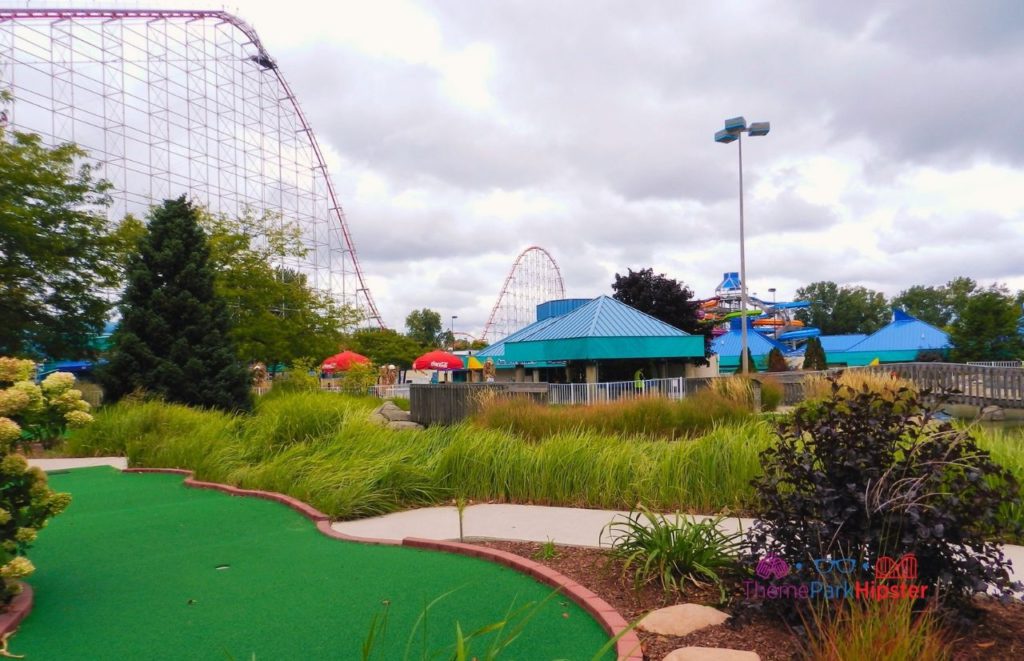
[474,540,1024,661]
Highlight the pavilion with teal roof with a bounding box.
[475,296,706,383]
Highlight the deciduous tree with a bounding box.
[611,268,711,359]
[0,106,136,358]
[794,281,889,335]
[200,210,361,365]
[347,328,422,369]
[405,308,444,347]
[950,286,1024,362]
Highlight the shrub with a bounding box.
[0,451,70,605]
[753,375,783,412]
[604,507,742,597]
[747,380,1022,613]
[341,362,377,394]
[801,598,951,661]
[270,357,320,394]
[767,347,788,372]
[0,360,94,449]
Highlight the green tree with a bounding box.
[795,281,889,335]
[0,108,136,358]
[347,328,422,368]
[611,268,711,358]
[802,337,828,371]
[405,308,444,347]
[200,210,361,365]
[949,287,1024,362]
[945,276,978,323]
[100,197,251,410]
[892,277,979,329]
[891,285,952,328]
[742,348,759,373]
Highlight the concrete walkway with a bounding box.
[333,503,753,548]
[29,458,1024,587]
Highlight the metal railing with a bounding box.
[967,361,1023,368]
[370,384,411,399]
[548,377,689,405]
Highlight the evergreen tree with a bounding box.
[742,348,759,373]
[802,337,828,371]
[766,347,788,372]
[100,197,251,410]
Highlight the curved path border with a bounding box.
[122,468,643,660]
[0,584,34,639]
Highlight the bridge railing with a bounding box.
[858,362,1024,408]
[967,361,1023,368]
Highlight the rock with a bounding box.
[637,603,730,637]
[368,413,387,426]
[386,410,412,422]
[663,647,760,661]
[980,405,1005,421]
[386,420,423,431]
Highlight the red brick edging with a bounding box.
[0,582,34,638]
[122,468,643,660]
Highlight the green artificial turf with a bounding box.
[13,467,613,660]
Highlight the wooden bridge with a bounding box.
[861,362,1024,409]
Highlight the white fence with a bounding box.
[369,384,411,399]
[967,361,1023,368]
[548,377,690,405]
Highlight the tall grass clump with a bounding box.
[65,398,241,480]
[802,370,916,401]
[472,388,753,441]
[67,391,776,520]
[801,598,951,661]
[973,423,1024,538]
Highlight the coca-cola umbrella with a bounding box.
[321,350,370,374]
[412,350,464,371]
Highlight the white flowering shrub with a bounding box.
[0,359,94,449]
[0,444,71,605]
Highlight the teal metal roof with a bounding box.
[845,309,950,353]
[523,296,692,341]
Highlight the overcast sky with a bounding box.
[108,1,1024,334]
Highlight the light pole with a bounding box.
[715,117,770,374]
[450,315,458,350]
[768,287,777,329]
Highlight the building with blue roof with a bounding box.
[476,297,707,383]
[712,318,797,372]
[818,334,868,353]
[818,309,951,366]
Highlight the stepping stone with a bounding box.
[663,647,760,661]
[637,603,730,637]
[387,420,423,431]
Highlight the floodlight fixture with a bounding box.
[748,121,771,137]
[724,116,747,132]
[714,129,738,144]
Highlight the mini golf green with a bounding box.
[13,467,613,660]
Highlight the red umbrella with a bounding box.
[321,350,370,374]
[412,350,464,371]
